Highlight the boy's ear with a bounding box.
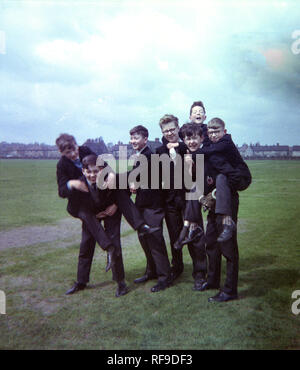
[224,129,227,134]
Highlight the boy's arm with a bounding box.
[56,162,88,198]
[56,161,73,198]
[198,140,229,155]
[191,139,229,164]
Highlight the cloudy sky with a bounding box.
[0,0,300,146]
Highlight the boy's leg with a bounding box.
[164,203,184,280]
[204,211,221,289]
[215,174,232,217]
[104,210,124,282]
[138,208,172,290]
[77,209,114,251]
[104,210,128,297]
[219,192,239,296]
[186,214,207,289]
[66,221,96,294]
[208,192,239,302]
[114,189,160,236]
[77,221,97,285]
[136,231,157,282]
[215,174,236,243]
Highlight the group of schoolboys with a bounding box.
[56,100,251,302]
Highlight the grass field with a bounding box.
[0,159,300,350]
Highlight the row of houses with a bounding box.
[1,140,300,159]
[238,143,300,158]
[0,138,163,159]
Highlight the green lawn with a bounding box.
[0,159,300,350]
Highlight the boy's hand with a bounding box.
[199,190,216,212]
[96,204,118,219]
[167,142,179,150]
[68,180,89,192]
[129,182,137,193]
[184,150,194,176]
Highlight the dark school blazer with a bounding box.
[130,145,164,210]
[56,145,95,217]
[193,134,252,191]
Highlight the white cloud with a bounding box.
[1,0,300,145]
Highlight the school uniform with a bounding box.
[75,178,125,285]
[156,140,186,278]
[194,134,252,296]
[131,145,171,285]
[56,146,147,288]
[156,138,207,281]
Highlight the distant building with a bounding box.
[251,144,290,158]
[147,138,161,152]
[238,143,290,159]
[291,146,300,158]
[1,139,299,160]
[83,137,108,155]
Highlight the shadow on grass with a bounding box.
[238,254,300,299]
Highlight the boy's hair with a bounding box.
[82,154,98,169]
[159,114,179,129]
[189,101,206,115]
[129,125,149,138]
[179,123,203,140]
[82,154,106,169]
[207,117,225,130]
[56,133,77,152]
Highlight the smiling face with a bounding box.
[130,133,148,151]
[183,134,203,152]
[161,121,180,143]
[61,144,79,161]
[190,105,206,125]
[208,127,227,143]
[82,164,101,184]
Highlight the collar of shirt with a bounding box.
[72,158,82,169]
[85,178,97,190]
[136,144,148,156]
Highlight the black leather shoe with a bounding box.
[181,226,203,246]
[192,279,206,291]
[174,226,189,250]
[217,222,236,243]
[65,282,86,295]
[151,281,170,292]
[105,245,116,273]
[138,224,161,237]
[196,281,220,291]
[134,273,157,284]
[208,291,238,302]
[115,283,129,297]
